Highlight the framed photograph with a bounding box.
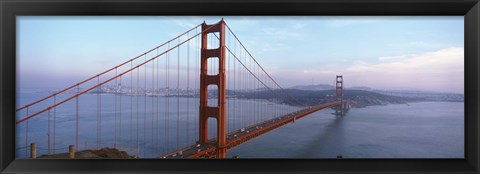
[1,0,479,173]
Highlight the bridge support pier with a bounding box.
[335,101,350,116]
[30,143,36,159]
[199,19,227,158]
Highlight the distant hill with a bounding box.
[231,89,420,108]
[348,86,373,91]
[372,90,464,102]
[221,86,463,107]
[341,90,418,108]
[288,84,334,91]
[288,84,373,91]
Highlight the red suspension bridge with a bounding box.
[15,19,349,158]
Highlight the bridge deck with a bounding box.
[160,101,341,158]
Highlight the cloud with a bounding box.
[229,17,258,26]
[378,54,417,62]
[303,69,337,75]
[173,19,197,28]
[261,28,303,39]
[262,64,281,75]
[347,47,463,73]
[261,23,306,40]
[292,47,465,93]
[259,43,290,52]
[242,40,291,55]
[387,41,447,49]
[292,23,304,29]
[325,19,379,28]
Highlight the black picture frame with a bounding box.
[1,0,479,173]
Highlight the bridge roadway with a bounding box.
[160,100,342,158]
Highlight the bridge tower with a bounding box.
[199,19,227,158]
[335,75,345,116]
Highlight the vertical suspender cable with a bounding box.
[194,29,199,142]
[156,48,160,155]
[25,108,29,158]
[48,109,51,154]
[53,95,57,153]
[227,31,231,132]
[99,80,102,148]
[152,53,155,156]
[238,48,242,129]
[144,54,147,157]
[136,68,140,157]
[233,37,236,131]
[165,42,170,153]
[114,69,117,148]
[151,49,155,155]
[186,32,190,144]
[177,39,180,149]
[76,86,79,151]
[97,77,100,149]
[119,74,123,149]
[130,62,133,152]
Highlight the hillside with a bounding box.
[38,147,135,159]
[288,84,334,91]
[232,89,420,108]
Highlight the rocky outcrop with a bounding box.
[38,147,135,159]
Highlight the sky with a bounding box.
[17,16,464,93]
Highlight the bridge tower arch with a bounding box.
[199,19,227,158]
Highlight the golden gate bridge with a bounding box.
[15,19,349,158]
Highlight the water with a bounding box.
[15,90,299,158]
[16,90,464,158]
[228,102,464,158]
